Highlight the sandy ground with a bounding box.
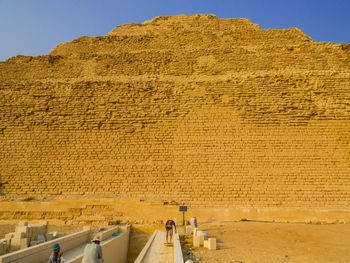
[182,221,350,263]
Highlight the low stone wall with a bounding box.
[66,225,130,263]
[134,230,158,263]
[0,229,90,263]
[173,233,184,263]
[0,225,130,263]
[101,225,130,263]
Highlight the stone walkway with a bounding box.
[142,231,173,263]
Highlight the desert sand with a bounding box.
[182,221,350,263]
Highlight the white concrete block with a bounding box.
[193,236,201,247]
[198,232,205,246]
[197,230,207,238]
[203,240,209,248]
[208,238,216,250]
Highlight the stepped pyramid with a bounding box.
[0,14,349,208]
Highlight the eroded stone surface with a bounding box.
[0,14,349,209]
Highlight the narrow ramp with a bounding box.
[142,231,173,263]
[135,230,176,263]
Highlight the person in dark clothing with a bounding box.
[48,243,63,263]
[165,219,177,243]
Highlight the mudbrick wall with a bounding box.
[0,15,349,208]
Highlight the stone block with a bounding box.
[208,238,216,250]
[5,233,14,240]
[193,235,201,247]
[12,232,25,239]
[0,239,9,255]
[197,231,205,246]
[1,238,10,248]
[15,226,29,236]
[203,240,209,248]
[18,221,28,227]
[10,238,21,251]
[20,238,28,249]
[0,243,5,255]
[200,231,208,239]
[30,241,37,246]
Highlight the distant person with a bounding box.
[48,243,63,263]
[82,236,104,263]
[165,219,177,243]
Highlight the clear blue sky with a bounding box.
[1,0,349,61]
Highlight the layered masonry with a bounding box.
[0,14,349,210]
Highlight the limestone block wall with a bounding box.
[0,14,349,208]
[0,76,349,207]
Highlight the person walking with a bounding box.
[82,236,104,263]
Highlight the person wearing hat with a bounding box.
[82,236,104,263]
[48,243,63,263]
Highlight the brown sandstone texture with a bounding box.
[0,14,349,209]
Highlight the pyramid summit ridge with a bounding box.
[107,14,260,36]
